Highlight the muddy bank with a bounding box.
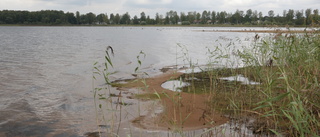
[115,70,229,131]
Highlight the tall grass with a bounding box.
[178,31,320,136]
[91,31,320,137]
[92,46,119,136]
[236,32,320,136]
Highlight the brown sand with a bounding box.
[122,70,228,131]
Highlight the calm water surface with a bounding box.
[0,26,264,136]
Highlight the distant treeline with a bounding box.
[0,9,319,26]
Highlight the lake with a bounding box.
[0,26,274,136]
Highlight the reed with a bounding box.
[177,31,320,136]
[92,31,320,136]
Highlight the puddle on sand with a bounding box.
[178,67,202,74]
[161,80,190,92]
[220,75,260,85]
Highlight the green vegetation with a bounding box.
[92,46,117,136]
[0,8,319,26]
[92,33,319,137]
[177,32,320,136]
[90,27,320,136]
[134,93,165,100]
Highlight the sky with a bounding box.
[1,0,319,17]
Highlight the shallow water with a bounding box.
[220,75,260,85]
[161,80,190,92]
[0,26,271,136]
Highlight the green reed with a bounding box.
[178,31,320,136]
[92,30,320,137]
[92,46,118,136]
[237,32,320,136]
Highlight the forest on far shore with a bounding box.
[0,9,319,26]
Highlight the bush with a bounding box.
[181,21,190,25]
[140,21,146,25]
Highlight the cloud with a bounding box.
[132,0,172,5]
[123,0,226,16]
[0,0,319,17]
[35,0,114,6]
[124,0,172,9]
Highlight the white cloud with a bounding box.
[132,0,173,5]
[0,0,35,10]
[0,0,319,17]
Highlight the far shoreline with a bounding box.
[0,24,319,28]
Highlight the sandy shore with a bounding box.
[119,70,228,131]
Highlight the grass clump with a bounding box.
[179,32,320,136]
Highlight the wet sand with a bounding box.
[120,70,228,131]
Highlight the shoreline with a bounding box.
[117,69,229,131]
[194,29,320,33]
[1,24,319,28]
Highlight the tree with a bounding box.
[166,10,178,24]
[286,9,295,24]
[187,11,195,24]
[196,12,201,21]
[155,13,160,24]
[109,13,115,24]
[133,15,139,24]
[140,12,146,21]
[232,10,243,24]
[86,12,96,24]
[211,11,216,24]
[104,13,109,24]
[96,13,105,24]
[120,12,130,24]
[201,10,208,24]
[305,9,312,25]
[114,13,120,24]
[268,10,274,22]
[65,12,76,24]
[173,11,179,24]
[313,9,319,25]
[295,10,304,25]
[259,12,263,21]
[76,11,80,24]
[147,15,155,24]
[80,14,87,24]
[268,10,275,18]
[244,9,252,23]
[217,11,227,24]
[146,15,151,24]
[283,10,287,18]
[164,15,169,24]
[1,8,318,26]
[252,10,258,23]
[207,11,211,20]
[180,12,187,21]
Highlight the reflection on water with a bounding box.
[220,75,260,85]
[161,80,190,92]
[0,26,261,136]
[178,67,202,74]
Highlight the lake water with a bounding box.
[0,26,272,136]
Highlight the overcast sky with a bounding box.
[1,0,319,17]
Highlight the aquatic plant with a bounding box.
[177,32,320,136]
[92,46,119,136]
[230,32,320,136]
[92,30,320,137]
